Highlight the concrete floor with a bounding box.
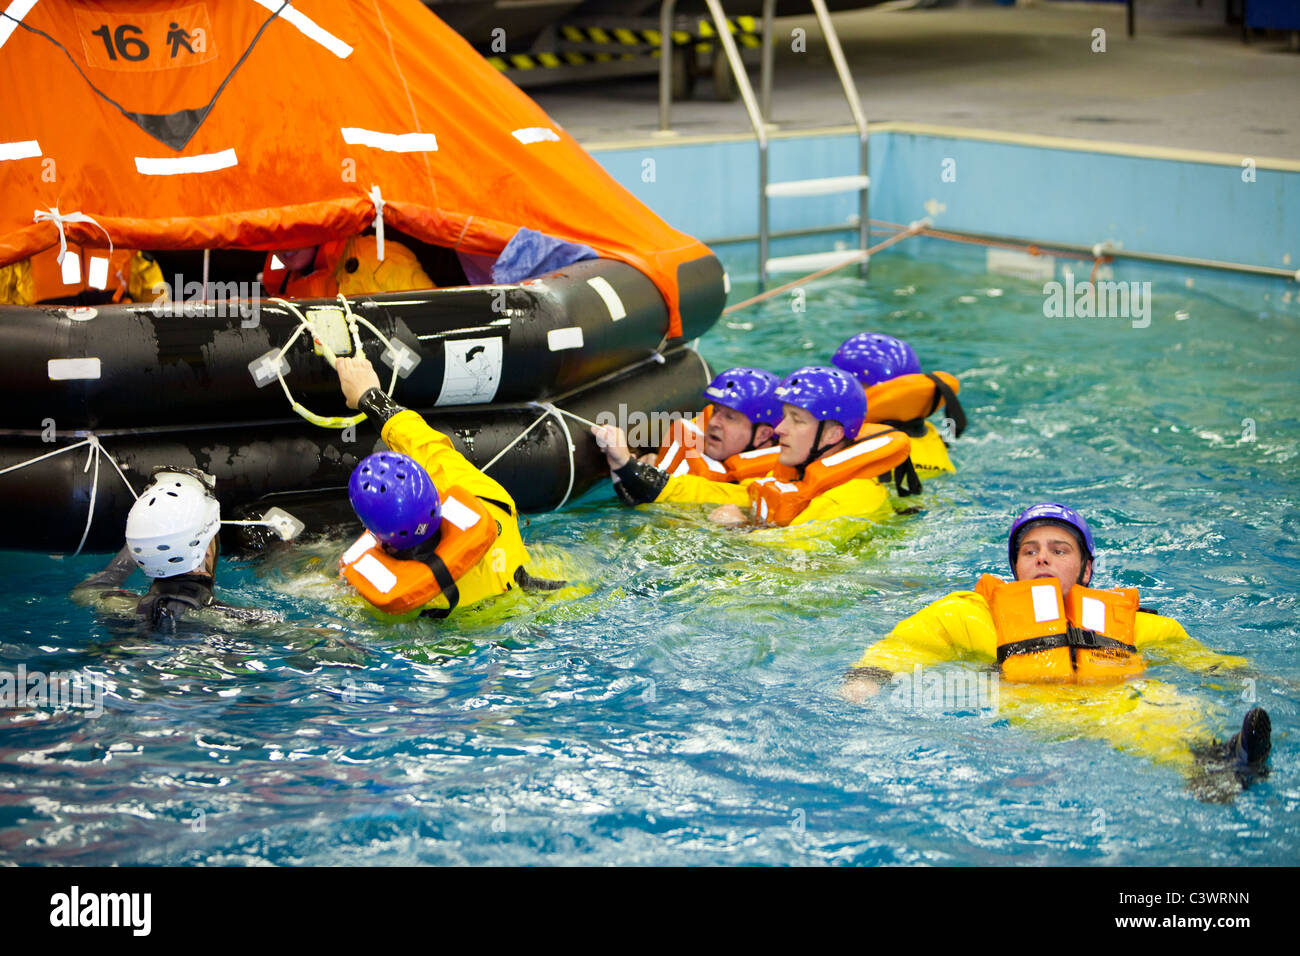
[531,2,1300,158]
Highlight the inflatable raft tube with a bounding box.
[0,346,710,554]
[0,256,724,430]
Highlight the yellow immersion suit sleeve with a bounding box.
[0,259,34,306]
[788,477,892,526]
[851,590,996,671]
[911,421,956,476]
[378,410,529,613]
[653,474,753,506]
[1133,613,1249,674]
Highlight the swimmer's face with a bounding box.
[704,404,772,460]
[775,404,843,467]
[1013,524,1092,597]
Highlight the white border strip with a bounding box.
[512,127,560,145]
[0,0,39,52]
[252,0,352,59]
[0,139,40,162]
[135,148,238,176]
[340,128,437,153]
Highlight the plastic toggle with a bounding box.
[380,339,421,378]
[248,348,291,388]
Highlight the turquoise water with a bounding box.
[2,252,1297,865]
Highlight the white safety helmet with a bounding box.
[125,470,221,578]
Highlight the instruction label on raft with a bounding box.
[437,337,503,405]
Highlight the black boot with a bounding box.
[1225,706,1271,767]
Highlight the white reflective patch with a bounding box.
[340,128,438,153]
[822,435,892,467]
[342,532,377,566]
[437,336,503,405]
[586,276,626,320]
[1081,595,1106,633]
[759,499,768,520]
[135,149,238,176]
[354,554,397,594]
[0,0,37,51]
[87,256,109,291]
[723,272,731,294]
[1031,584,1061,623]
[60,253,81,286]
[252,0,353,57]
[547,327,584,351]
[774,481,798,493]
[0,139,40,161]
[512,127,560,145]
[738,447,775,459]
[441,496,481,532]
[660,441,681,469]
[683,419,703,435]
[48,358,101,381]
[703,455,726,474]
[671,460,690,478]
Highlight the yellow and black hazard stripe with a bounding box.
[487,50,642,72]
[695,16,762,53]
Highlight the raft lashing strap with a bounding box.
[249,293,421,430]
[0,433,138,556]
[996,627,1137,664]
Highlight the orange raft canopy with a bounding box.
[0,0,711,337]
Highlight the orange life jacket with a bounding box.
[747,425,914,526]
[339,486,499,617]
[655,406,779,482]
[29,243,160,304]
[862,370,966,439]
[977,574,1145,684]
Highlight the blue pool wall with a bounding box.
[586,126,1300,312]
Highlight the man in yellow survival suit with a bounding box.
[333,357,561,618]
[590,367,783,509]
[842,502,1273,795]
[831,332,965,479]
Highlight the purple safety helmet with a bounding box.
[775,366,867,439]
[349,452,441,549]
[704,367,782,425]
[1008,502,1096,570]
[832,332,922,387]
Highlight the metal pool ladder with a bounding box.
[659,0,871,289]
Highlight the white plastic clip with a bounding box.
[380,339,421,378]
[248,348,291,388]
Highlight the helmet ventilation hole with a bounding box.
[168,556,183,564]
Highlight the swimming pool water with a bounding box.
[2,252,1296,865]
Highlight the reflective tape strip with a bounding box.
[671,460,690,478]
[440,496,481,532]
[512,127,560,145]
[135,149,238,176]
[738,447,773,459]
[252,0,352,58]
[822,434,891,467]
[341,532,376,566]
[341,128,437,152]
[586,276,626,320]
[547,327,584,351]
[86,256,109,291]
[773,481,798,493]
[354,554,397,594]
[1031,584,1060,623]
[0,0,37,51]
[702,455,726,474]
[0,139,40,161]
[683,419,703,435]
[48,358,101,380]
[660,440,682,471]
[1080,595,1106,633]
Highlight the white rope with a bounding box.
[536,402,599,430]
[0,437,93,478]
[540,402,577,510]
[72,439,101,557]
[32,207,114,266]
[480,407,551,475]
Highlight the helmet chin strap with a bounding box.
[797,420,841,474]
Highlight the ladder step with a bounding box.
[765,175,869,198]
[765,250,866,273]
